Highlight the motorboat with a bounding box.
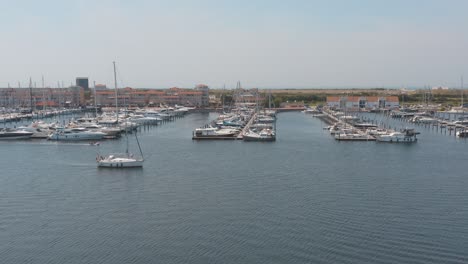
[366,128,389,136]
[243,129,276,141]
[411,116,437,124]
[302,108,321,114]
[194,127,238,137]
[0,128,33,140]
[376,129,418,143]
[97,153,143,168]
[48,127,106,141]
[334,132,375,141]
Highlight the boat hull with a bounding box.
[376,137,417,143]
[48,133,105,141]
[97,159,143,168]
[0,133,33,140]
[243,135,276,141]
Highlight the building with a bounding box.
[326,96,341,108]
[94,84,107,90]
[194,84,210,106]
[432,86,449,90]
[76,77,89,90]
[326,96,399,110]
[279,101,305,108]
[233,88,265,105]
[94,86,209,107]
[0,87,85,109]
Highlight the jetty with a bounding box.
[314,108,421,142]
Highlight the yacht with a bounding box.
[366,128,389,136]
[302,107,321,114]
[16,126,51,139]
[256,116,275,123]
[411,116,437,124]
[48,128,106,141]
[334,132,375,141]
[0,128,33,140]
[243,129,276,142]
[97,153,144,168]
[376,129,418,143]
[194,127,238,137]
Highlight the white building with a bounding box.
[326,96,399,110]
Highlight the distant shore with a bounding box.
[210,88,465,107]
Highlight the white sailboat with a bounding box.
[97,62,144,168]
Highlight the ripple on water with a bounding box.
[0,112,468,264]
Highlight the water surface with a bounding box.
[1,112,467,263]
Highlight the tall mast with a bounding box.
[57,81,61,108]
[29,77,33,113]
[113,61,128,155]
[461,75,464,108]
[222,84,225,113]
[42,75,46,111]
[113,61,119,123]
[135,130,144,160]
[93,81,98,117]
[269,89,272,109]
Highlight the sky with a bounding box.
[1,0,467,89]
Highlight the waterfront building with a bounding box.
[195,84,210,106]
[0,84,210,108]
[233,88,265,105]
[279,101,305,108]
[0,87,85,109]
[326,96,399,110]
[326,96,341,108]
[94,85,209,107]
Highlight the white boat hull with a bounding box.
[48,132,106,141]
[97,158,143,168]
[376,137,417,143]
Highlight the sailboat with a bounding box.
[97,62,144,168]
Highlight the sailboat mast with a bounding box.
[135,131,144,160]
[42,75,46,111]
[29,77,33,113]
[269,89,272,109]
[113,61,119,123]
[93,81,98,117]
[461,76,464,108]
[222,84,225,113]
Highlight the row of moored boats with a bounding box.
[319,109,420,143]
[0,107,192,141]
[193,107,277,141]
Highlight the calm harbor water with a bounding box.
[1,112,468,264]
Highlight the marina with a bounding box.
[1,111,468,264]
[4,1,468,263]
[314,108,420,143]
[192,89,277,141]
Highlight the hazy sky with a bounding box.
[1,0,467,89]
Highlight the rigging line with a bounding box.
[135,130,144,160]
